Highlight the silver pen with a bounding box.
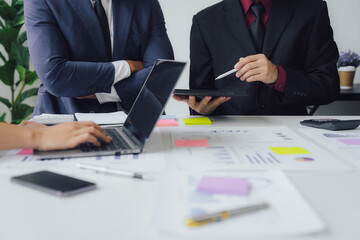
[185,202,269,227]
[215,69,238,80]
[77,163,151,180]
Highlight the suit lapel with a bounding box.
[113,0,135,59]
[223,0,257,55]
[262,0,294,57]
[67,0,108,60]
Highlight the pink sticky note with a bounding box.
[175,139,209,147]
[156,119,178,127]
[196,176,249,196]
[338,139,360,145]
[17,148,34,155]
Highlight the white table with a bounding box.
[1,116,360,240]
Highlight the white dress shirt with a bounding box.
[90,0,131,104]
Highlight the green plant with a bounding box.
[0,0,38,124]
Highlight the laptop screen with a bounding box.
[123,60,186,145]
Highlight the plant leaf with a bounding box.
[12,41,29,68]
[0,5,17,22]
[16,65,38,85]
[0,59,16,86]
[0,112,7,122]
[11,103,33,124]
[17,31,26,45]
[0,96,11,108]
[15,87,38,106]
[0,28,19,52]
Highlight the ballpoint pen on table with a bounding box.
[185,202,269,227]
[76,163,152,180]
[215,69,238,80]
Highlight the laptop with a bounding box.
[34,59,186,159]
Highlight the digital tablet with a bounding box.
[173,89,247,97]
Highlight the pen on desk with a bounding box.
[185,202,269,227]
[76,163,151,180]
[215,69,238,80]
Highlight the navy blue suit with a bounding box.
[25,0,174,115]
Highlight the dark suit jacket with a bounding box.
[25,0,174,115]
[190,0,340,115]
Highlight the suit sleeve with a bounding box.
[114,0,174,111]
[281,1,340,106]
[24,0,115,98]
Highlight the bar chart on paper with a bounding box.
[300,128,360,168]
[170,126,351,171]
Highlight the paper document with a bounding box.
[30,114,75,125]
[300,128,360,168]
[170,126,351,171]
[75,111,127,125]
[156,170,325,237]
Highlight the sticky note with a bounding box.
[17,149,34,155]
[182,117,212,125]
[156,119,178,127]
[338,139,360,145]
[196,176,249,196]
[269,147,311,155]
[175,139,209,147]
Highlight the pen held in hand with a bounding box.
[215,69,238,80]
[185,202,269,227]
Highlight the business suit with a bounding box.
[190,0,339,115]
[25,0,174,115]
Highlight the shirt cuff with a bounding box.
[95,60,131,104]
[268,66,286,93]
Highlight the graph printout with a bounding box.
[156,171,325,237]
[300,128,360,168]
[170,126,351,172]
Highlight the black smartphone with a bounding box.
[11,171,96,197]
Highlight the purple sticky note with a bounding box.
[338,139,360,146]
[196,176,249,196]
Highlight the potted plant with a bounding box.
[0,0,38,123]
[337,50,360,90]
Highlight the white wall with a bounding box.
[1,0,359,119]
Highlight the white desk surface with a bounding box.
[1,116,360,240]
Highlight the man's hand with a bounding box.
[173,95,231,115]
[76,94,97,100]
[234,54,278,84]
[126,60,144,73]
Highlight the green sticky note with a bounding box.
[269,147,311,155]
[182,117,212,125]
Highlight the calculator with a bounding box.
[300,119,360,131]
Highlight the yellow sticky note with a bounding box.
[269,147,311,155]
[182,117,212,125]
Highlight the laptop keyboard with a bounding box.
[80,128,130,152]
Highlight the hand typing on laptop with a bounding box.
[0,121,112,151]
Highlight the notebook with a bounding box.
[34,59,186,159]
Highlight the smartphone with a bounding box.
[11,171,96,197]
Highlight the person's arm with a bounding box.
[114,0,175,111]
[0,122,111,151]
[24,0,115,98]
[278,1,339,106]
[174,15,230,116]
